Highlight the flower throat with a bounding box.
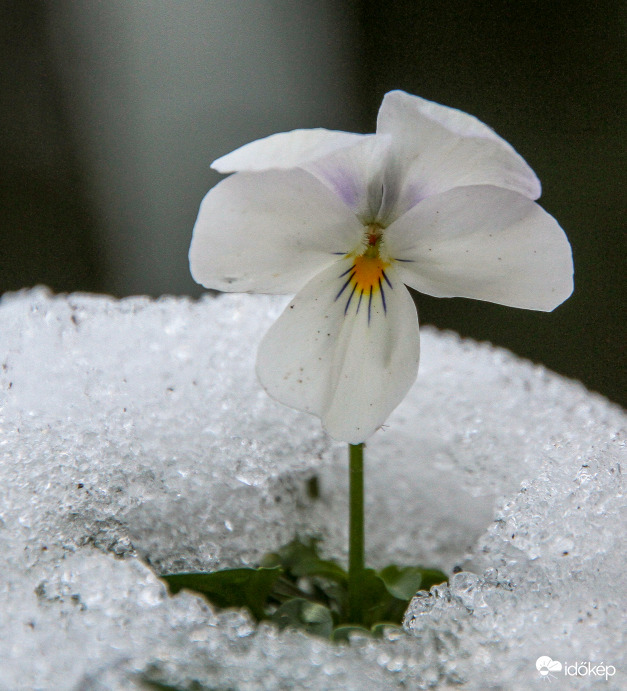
[352,224,389,295]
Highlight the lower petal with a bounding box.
[256,261,420,443]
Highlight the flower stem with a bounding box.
[348,442,365,624]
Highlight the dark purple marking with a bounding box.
[335,272,355,301]
[356,289,364,314]
[338,265,354,278]
[368,289,373,324]
[379,278,387,314]
[381,269,393,289]
[344,284,357,315]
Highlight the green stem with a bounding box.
[348,442,365,624]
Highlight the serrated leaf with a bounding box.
[162,566,282,621]
[272,598,334,638]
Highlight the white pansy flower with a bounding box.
[190,90,573,443]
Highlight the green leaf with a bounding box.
[331,625,371,642]
[162,566,282,621]
[271,598,334,638]
[263,538,347,585]
[356,569,428,627]
[378,565,424,600]
[415,567,449,591]
[359,568,387,613]
[370,622,403,638]
[161,540,449,638]
[140,677,226,690]
[140,682,188,691]
[379,565,448,600]
[357,569,400,627]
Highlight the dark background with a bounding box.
[1,1,625,406]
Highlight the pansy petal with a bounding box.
[385,185,573,311]
[190,168,363,294]
[212,129,365,173]
[256,261,420,443]
[380,90,507,142]
[304,134,398,223]
[377,90,541,204]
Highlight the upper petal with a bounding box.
[256,260,420,443]
[303,134,400,224]
[380,90,508,142]
[212,129,365,174]
[190,168,363,294]
[377,90,541,204]
[385,185,573,311]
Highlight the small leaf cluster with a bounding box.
[162,538,446,641]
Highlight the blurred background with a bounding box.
[1,1,624,406]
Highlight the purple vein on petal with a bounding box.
[356,289,364,314]
[344,284,357,315]
[368,289,373,324]
[335,272,355,301]
[381,269,393,289]
[338,265,354,278]
[379,278,387,314]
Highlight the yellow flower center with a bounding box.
[352,255,389,294]
[351,224,389,294]
[335,224,393,321]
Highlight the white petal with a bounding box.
[190,168,363,294]
[377,90,541,203]
[212,129,365,173]
[385,185,573,311]
[381,90,506,142]
[304,134,398,223]
[256,260,420,443]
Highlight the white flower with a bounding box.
[190,90,573,443]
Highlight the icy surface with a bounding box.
[0,288,624,690]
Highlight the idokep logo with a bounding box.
[536,657,562,681]
[536,656,617,682]
[564,661,616,681]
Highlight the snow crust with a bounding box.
[0,288,624,689]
